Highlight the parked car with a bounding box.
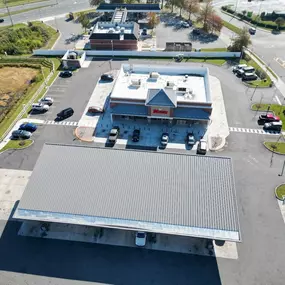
[88,106,104,114]
[39,97,54,106]
[132,129,140,142]
[258,114,280,125]
[108,127,120,143]
[0,19,4,23]
[232,64,247,73]
[56,107,74,120]
[236,66,255,77]
[249,27,256,35]
[242,72,258,81]
[181,21,190,28]
[192,28,201,35]
[161,133,169,146]
[263,121,282,132]
[101,74,114,82]
[141,28,147,35]
[197,139,207,155]
[186,133,195,146]
[135,232,146,247]
[12,130,31,140]
[19,123,37,132]
[59,71,72,78]
[31,103,49,112]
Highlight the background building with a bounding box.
[89,22,139,50]
[110,64,212,126]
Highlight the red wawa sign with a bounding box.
[153,109,168,114]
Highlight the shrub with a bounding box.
[247,11,253,18]
[256,69,267,80]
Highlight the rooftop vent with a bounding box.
[131,79,141,86]
[149,72,159,79]
[120,27,125,33]
[184,91,194,99]
[166,81,175,88]
[108,28,115,33]
[183,75,188,82]
[115,25,120,31]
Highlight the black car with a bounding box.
[56,107,74,120]
[0,19,4,23]
[101,74,114,82]
[60,71,72,78]
[192,28,201,35]
[132,129,140,142]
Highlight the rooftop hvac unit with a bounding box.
[115,25,120,31]
[184,91,194,99]
[120,27,125,33]
[166,81,175,88]
[149,72,159,79]
[131,79,141,86]
[183,75,189,82]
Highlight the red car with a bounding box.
[258,114,280,125]
[88,106,104,114]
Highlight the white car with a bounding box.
[39,97,54,106]
[197,139,207,155]
[161,133,169,146]
[32,103,49,112]
[135,232,147,247]
[232,64,247,73]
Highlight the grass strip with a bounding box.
[222,20,242,34]
[0,4,51,18]
[0,139,33,152]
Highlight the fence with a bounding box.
[0,60,55,142]
[33,49,241,58]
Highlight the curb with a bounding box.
[275,184,285,201]
[209,136,226,151]
[74,126,93,142]
[0,140,34,155]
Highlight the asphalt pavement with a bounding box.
[1,59,285,285]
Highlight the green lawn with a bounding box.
[0,139,33,153]
[222,20,242,34]
[0,58,61,139]
[275,184,285,200]
[0,23,27,30]
[264,142,285,154]
[0,4,51,18]
[0,0,48,8]
[252,104,285,128]
[188,58,226,66]
[200,48,228,52]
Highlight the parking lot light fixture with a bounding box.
[250,84,259,101]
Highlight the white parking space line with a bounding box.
[44,121,79,127]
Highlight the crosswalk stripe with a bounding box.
[229,127,281,136]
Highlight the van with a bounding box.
[242,72,258,81]
[232,64,247,73]
[57,108,74,120]
[236,66,255,77]
[263,121,282,132]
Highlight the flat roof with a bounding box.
[96,3,161,12]
[14,144,240,241]
[110,64,211,103]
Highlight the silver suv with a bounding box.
[32,103,49,112]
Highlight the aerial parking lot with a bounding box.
[1,56,285,285]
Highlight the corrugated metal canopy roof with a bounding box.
[15,144,241,241]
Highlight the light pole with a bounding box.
[250,84,259,101]
[111,40,114,58]
[279,160,285,176]
[4,0,13,26]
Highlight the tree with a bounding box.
[89,0,102,6]
[185,0,199,20]
[207,14,223,33]
[275,17,285,30]
[197,0,215,32]
[125,0,136,3]
[148,12,160,29]
[229,27,251,52]
[78,13,90,33]
[175,0,185,17]
[168,0,177,13]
